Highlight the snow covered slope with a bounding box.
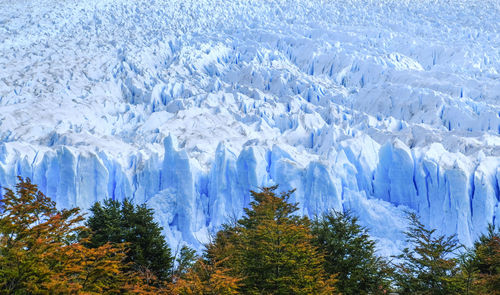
[1,0,499,254]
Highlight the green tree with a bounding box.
[471,224,500,294]
[173,245,198,280]
[393,212,462,295]
[311,210,392,294]
[85,199,122,246]
[456,248,478,295]
[86,198,174,283]
[203,186,337,294]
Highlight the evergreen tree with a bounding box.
[85,199,122,246]
[86,198,174,283]
[311,210,392,294]
[393,212,462,295]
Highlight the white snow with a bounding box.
[1,0,499,254]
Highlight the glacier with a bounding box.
[0,0,499,255]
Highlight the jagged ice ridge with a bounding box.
[0,0,499,255]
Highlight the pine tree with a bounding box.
[393,212,462,295]
[311,210,392,294]
[86,198,174,283]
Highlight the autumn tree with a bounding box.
[311,210,392,294]
[393,212,462,295]
[168,225,243,294]
[171,257,241,295]
[0,177,78,292]
[0,177,143,294]
[44,242,130,293]
[86,198,174,284]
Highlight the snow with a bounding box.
[0,0,499,254]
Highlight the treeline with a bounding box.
[0,178,499,294]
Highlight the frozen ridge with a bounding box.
[0,0,499,255]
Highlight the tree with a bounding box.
[471,224,500,294]
[456,248,478,295]
[311,210,392,294]
[169,225,243,294]
[200,186,337,294]
[172,245,198,280]
[44,242,130,293]
[0,177,80,292]
[85,199,122,246]
[0,177,142,294]
[171,257,241,295]
[86,199,174,283]
[393,212,462,295]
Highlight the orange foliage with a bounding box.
[172,258,241,295]
[0,177,159,294]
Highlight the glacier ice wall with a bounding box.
[1,0,499,254]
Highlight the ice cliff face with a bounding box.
[0,0,499,254]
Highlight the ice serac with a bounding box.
[303,161,342,217]
[160,135,201,245]
[236,146,269,203]
[1,0,499,254]
[207,143,241,230]
[374,140,416,207]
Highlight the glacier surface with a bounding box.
[1,0,499,255]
